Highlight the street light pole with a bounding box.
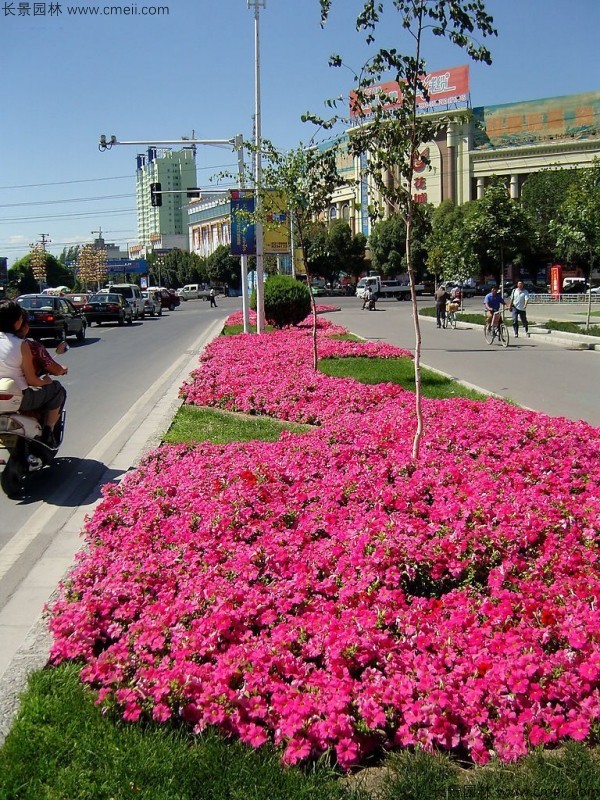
[248,0,265,334]
[235,133,251,334]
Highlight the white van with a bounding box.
[99,283,145,319]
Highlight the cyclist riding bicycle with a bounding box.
[484,286,505,332]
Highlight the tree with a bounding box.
[317,0,496,459]
[369,215,406,276]
[206,245,241,290]
[466,177,533,287]
[326,220,367,282]
[8,252,74,296]
[248,140,348,368]
[520,168,579,273]
[550,160,600,331]
[427,199,478,283]
[306,220,367,284]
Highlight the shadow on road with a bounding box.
[14,459,125,507]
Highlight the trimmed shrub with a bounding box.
[251,275,312,328]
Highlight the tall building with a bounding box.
[134,147,198,255]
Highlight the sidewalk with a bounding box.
[321,298,600,427]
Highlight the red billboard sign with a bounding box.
[350,65,469,118]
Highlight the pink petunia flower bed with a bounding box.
[49,314,600,770]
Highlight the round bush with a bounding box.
[250,275,312,328]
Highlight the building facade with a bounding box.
[326,88,600,236]
[188,193,231,258]
[134,147,198,255]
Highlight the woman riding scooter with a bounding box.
[0,300,66,449]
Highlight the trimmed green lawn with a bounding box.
[0,665,355,800]
[164,405,310,444]
[319,356,488,401]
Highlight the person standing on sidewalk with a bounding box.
[509,280,530,338]
[435,284,450,328]
[209,288,217,308]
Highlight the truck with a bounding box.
[177,283,211,301]
[355,275,425,301]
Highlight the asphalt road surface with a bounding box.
[322,295,600,427]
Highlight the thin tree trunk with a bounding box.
[585,257,594,331]
[407,207,423,462]
[409,5,425,462]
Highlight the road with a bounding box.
[321,295,600,427]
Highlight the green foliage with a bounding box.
[427,199,479,282]
[8,253,74,295]
[466,177,533,281]
[147,248,209,288]
[306,221,367,283]
[521,168,579,263]
[251,274,312,329]
[206,244,242,289]
[369,215,406,275]
[550,161,600,274]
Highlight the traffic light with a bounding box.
[150,182,162,207]
[187,188,201,199]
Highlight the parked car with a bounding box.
[17,294,87,343]
[142,290,163,317]
[148,286,180,311]
[562,281,590,295]
[98,283,145,320]
[521,282,547,294]
[83,293,133,326]
[442,280,476,298]
[64,292,90,309]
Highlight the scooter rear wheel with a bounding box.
[1,454,26,498]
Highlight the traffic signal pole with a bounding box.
[99,133,254,332]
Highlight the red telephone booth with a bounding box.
[550,265,563,299]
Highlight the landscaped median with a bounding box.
[3,309,600,798]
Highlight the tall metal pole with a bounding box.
[235,133,250,333]
[249,0,265,334]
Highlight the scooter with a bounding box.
[0,378,65,499]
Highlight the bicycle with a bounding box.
[484,310,510,347]
[445,301,459,329]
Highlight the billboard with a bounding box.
[106,259,148,274]
[230,190,290,255]
[230,190,256,256]
[350,65,469,118]
[263,191,290,255]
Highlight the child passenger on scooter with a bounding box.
[17,308,68,378]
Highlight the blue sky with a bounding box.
[1,0,599,265]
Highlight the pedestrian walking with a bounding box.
[509,280,530,338]
[435,285,450,328]
[209,288,217,308]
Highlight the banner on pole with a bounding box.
[230,190,256,256]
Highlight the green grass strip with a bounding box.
[319,356,488,401]
[542,319,600,336]
[0,664,356,800]
[163,405,309,445]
